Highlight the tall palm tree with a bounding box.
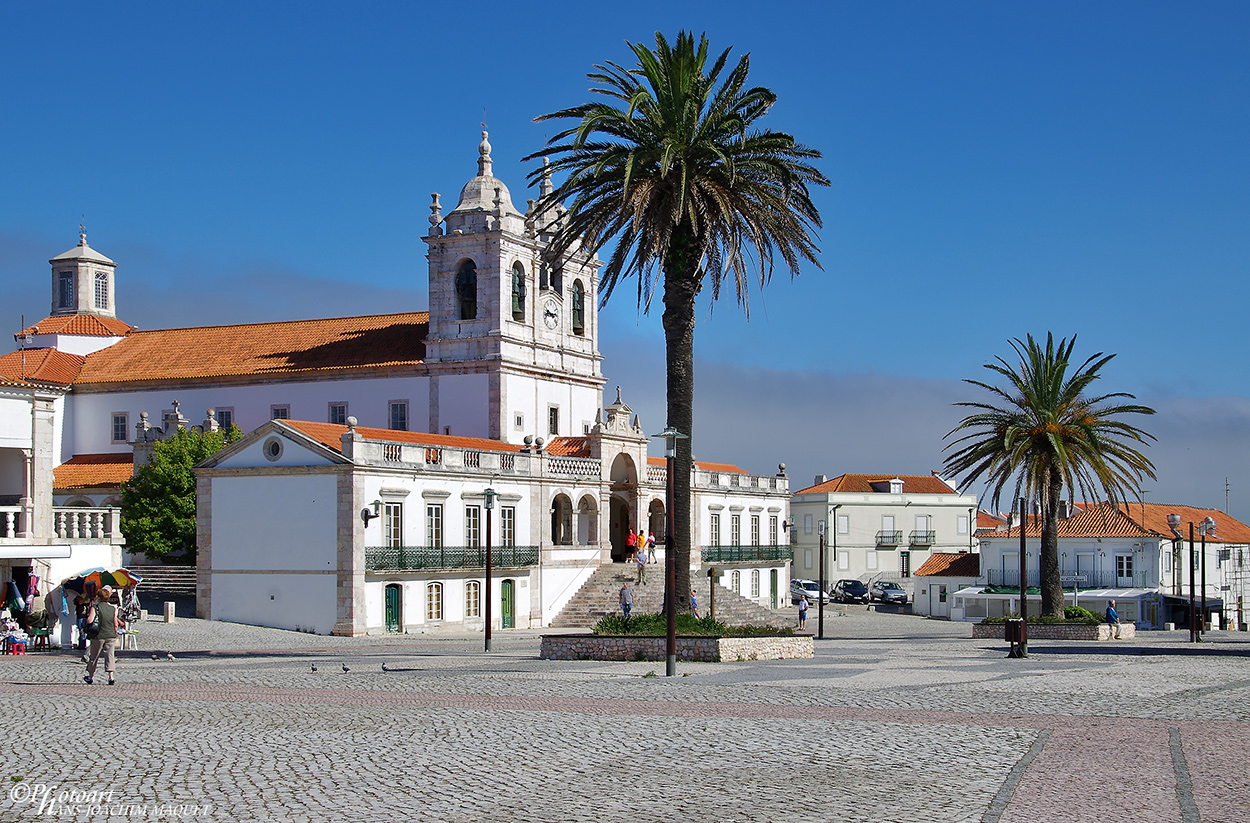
[944,333,1157,616]
[526,32,828,609]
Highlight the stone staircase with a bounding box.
[550,563,790,630]
[129,564,197,595]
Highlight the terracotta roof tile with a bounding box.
[1114,502,1250,545]
[915,552,981,577]
[19,314,134,338]
[795,473,958,495]
[74,312,428,386]
[987,501,1247,541]
[284,420,526,455]
[695,460,748,474]
[54,453,133,490]
[546,437,591,457]
[0,348,85,385]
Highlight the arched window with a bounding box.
[465,581,481,618]
[731,570,741,594]
[751,569,761,597]
[571,279,585,335]
[511,262,526,321]
[426,582,443,621]
[456,260,477,320]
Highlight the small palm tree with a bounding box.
[527,31,828,608]
[944,333,1157,616]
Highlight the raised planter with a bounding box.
[540,634,813,662]
[972,622,1136,641]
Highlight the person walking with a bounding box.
[1105,600,1121,639]
[798,595,809,630]
[636,542,648,584]
[84,585,125,685]
[648,532,657,563]
[619,582,634,621]
[690,588,699,619]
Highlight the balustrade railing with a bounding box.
[699,543,792,563]
[53,507,122,541]
[366,544,539,571]
[909,530,936,546]
[876,530,904,547]
[547,456,600,478]
[0,506,24,539]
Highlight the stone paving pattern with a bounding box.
[1,610,1247,822]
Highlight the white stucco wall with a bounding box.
[211,474,338,571]
[212,570,338,634]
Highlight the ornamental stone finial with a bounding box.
[428,193,443,236]
[478,129,492,177]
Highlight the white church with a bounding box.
[0,133,792,636]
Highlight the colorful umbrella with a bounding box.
[60,568,143,593]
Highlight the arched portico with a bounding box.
[550,493,574,545]
[577,494,599,545]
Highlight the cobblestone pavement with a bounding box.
[1,612,1248,822]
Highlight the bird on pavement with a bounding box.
[381,662,389,672]
[166,652,175,661]
[310,663,317,672]
[341,663,350,673]
[150,653,159,661]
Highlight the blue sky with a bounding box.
[2,2,1248,519]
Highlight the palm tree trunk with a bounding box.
[662,226,700,612]
[1040,480,1063,616]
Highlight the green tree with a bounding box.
[120,425,240,562]
[528,31,827,609]
[943,333,1157,616]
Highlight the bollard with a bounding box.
[1163,622,1175,631]
[163,601,176,623]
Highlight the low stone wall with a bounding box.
[540,634,813,662]
[971,622,1136,641]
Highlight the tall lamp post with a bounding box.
[1198,516,1217,637]
[818,505,841,640]
[483,486,497,652]
[1167,513,1185,635]
[652,426,688,677]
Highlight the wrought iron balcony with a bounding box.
[699,544,792,563]
[876,530,904,547]
[909,530,936,546]
[366,545,538,571]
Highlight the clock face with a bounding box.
[542,299,560,329]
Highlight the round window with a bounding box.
[263,437,283,462]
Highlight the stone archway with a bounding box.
[609,496,632,562]
[648,499,666,546]
[577,494,599,545]
[551,494,574,545]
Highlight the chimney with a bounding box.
[814,474,827,486]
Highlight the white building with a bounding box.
[950,502,1249,630]
[0,133,792,635]
[789,473,978,598]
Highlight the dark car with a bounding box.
[832,579,870,604]
[870,581,909,605]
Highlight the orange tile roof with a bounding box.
[0,348,85,385]
[695,460,748,474]
[285,420,526,455]
[915,552,981,577]
[647,456,666,466]
[73,312,428,386]
[547,437,591,457]
[794,473,958,495]
[976,510,1008,532]
[19,314,134,338]
[54,453,134,490]
[1115,502,1250,545]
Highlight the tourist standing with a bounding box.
[1105,600,1121,639]
[798,595,809,630]
[619,582,634,621]
[636,543,648,584]
[84,586,124,685]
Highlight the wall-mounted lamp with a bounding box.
[361,499,382,525]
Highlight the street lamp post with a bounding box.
[483,486,497,652]
[818,505,841,640]
[652,426,688,677]
[1198,516,1217,637]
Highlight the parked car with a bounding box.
[831,579,870,604]
[789,578,833,605]
[870,581,909,605]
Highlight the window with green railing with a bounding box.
[366,545,539,571]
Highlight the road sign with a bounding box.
[1060,575,1087,584]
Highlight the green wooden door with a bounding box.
[770,570,778,609]
[501,579,515,629]
[384,584,401,633]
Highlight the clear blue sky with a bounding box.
[2,2,1247,519]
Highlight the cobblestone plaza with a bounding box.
[2,612,1247,822]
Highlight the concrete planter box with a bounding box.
[540,633,813,662]
[972,622,1136,641]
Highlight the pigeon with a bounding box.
[151,653,159,660]
[166,652,175,661]
[310,663,317,673]
[381,662,389,673]
[341,663,350,673]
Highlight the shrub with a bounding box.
[1064,606,1100,622]
[592,612,792,637]
[981,612,1102,625]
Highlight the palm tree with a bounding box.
[526,32,828,610]
[944,333,1157,616]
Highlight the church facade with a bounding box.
[0,133,792,636]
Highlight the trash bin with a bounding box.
[1005,618,1022,644]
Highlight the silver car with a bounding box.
[870,580,909,604]
[789,578,833,605]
